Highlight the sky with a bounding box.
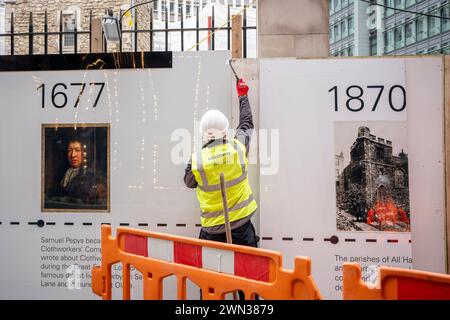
[334,121,408,168]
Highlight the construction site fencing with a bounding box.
[92,225,323,300]
[343,262,450,300]
[0,4,256,57]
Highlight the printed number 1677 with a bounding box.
[37,82,105,109]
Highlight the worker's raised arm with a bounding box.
[234,79,254,157]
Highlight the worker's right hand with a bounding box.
[236,78,249,97]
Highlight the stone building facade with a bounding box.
[337,126,409,220]
[3,0,152,54]
[2,0,255,55]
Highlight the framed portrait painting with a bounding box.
[41,124,110,212]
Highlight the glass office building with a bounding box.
[329,0,450,56]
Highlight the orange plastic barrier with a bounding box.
[343,263,450,300]
[92,225,322,300]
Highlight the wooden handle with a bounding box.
[220,173,232,244]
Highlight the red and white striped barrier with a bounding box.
[92,225,322,300]
[124,233,269,282]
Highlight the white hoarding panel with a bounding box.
[259,57,445,299]
[0,51,231,299]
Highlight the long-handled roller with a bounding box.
[226,59,240,84]
[220,173,233,246]
[219,173,239,300]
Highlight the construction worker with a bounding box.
[184,78,259,248]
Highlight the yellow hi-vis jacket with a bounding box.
[191,139,257,228]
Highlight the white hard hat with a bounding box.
[199,109,229,140]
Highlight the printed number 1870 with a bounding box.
[328,85,406,112]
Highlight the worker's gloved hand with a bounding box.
[236,78,249,97]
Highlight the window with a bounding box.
[169,1,175,21]
[395,0,405,10]
[329,0,334,14]
[187,1,193,17]
[442,5,450,32]
[341,19,348,38]
[342,0,348,8]
[348,15,354,34]
[395,25,405,49]
[335,0,341,12]
[428,9,441,36]
[385,29,395,52]
[416,15,428,41]
[57,7,81,51]
[344,47,349,56]
[370,34,377,56]
[405,21,415,46]
[405,0,415,7]
[428,45,440,54]
[334,24,340,41]
[63,14,76,47]
[386,0,395,17]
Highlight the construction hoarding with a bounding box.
[0,51,234,299]
[0,53,448,299]
[259,56,446,299]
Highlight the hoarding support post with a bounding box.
[232,14,242,59]
[445,55,450,274]
[91,18,103,54]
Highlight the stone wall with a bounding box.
[3,0,155,55]
[257,0,329,58]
